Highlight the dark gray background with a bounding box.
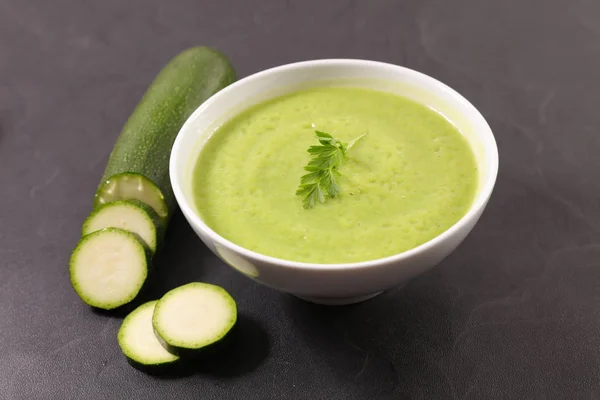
[1,0,599,398]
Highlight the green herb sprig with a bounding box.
[296,130,367,209]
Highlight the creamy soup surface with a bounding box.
[192,87,478,264]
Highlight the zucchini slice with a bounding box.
[152,282,237,355]
[95,173,169,220]
[69,228,148,310]
[82,199,161,253]
[118,301,179,371]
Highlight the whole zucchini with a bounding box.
[94,46,236,220]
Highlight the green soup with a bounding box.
[192,87,478,264]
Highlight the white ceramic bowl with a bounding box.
[170,59,498,305]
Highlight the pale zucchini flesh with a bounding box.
[118,301,179,367]
[69,228,148,310]
[152,282,237,353]
[82,199,160,253]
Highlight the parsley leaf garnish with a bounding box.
[296,130,367,209]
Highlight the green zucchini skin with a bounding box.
[153,322,237,360]
[94,46,236,219]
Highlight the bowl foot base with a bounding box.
[293,292,383,306]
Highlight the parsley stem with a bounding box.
[346,132,368,151]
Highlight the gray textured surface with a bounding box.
[1,0,600,398]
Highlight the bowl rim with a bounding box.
[170,58,499,271]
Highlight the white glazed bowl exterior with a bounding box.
[170,59,498,305]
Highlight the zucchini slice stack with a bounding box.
[69,46,239,374]
[69,46,235,310]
